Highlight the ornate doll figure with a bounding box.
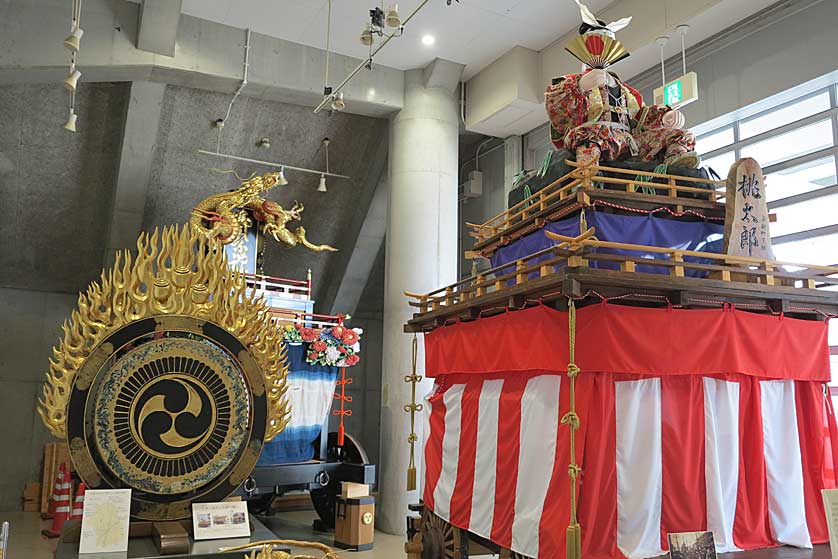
[544,2,700,168]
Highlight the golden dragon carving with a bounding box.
[190,171,337,252]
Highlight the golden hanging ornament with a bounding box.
[404,334,423,491]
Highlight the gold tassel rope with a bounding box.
[404,334,423,491]
[561,299,583,559]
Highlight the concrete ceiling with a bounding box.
[179,0,611,79]
[143,85,388,301]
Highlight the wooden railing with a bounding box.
[467,161,726,244]
[405,237,838,315]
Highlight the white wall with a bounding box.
[459,145,506,278]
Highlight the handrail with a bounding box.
[471,161,726,241]
[405,237,838,312]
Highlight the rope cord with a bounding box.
[404,334,423,491]
[563,298,582,559]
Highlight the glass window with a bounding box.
[740,91,831,139]
[740,119,834,167]
[696,127,735,155]
[772,232,838,265]
[701,151,737,178]
[769,193,838,237]
[766,156,837,202]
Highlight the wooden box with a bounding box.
[41,442,74,514]
[334,496,374,551]
[340,482,369,499]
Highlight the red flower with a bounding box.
[300,328,318,342]
[311,340,327,352]
[308,350,319,361]
[341,329,359,345]
[331,326,345,339]
[338,346,347,354]
[345,354,360,366]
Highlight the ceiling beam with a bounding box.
[103,80,166,267]
[321,133,389,316]
[137,0,182,57]
[0,0,404,118]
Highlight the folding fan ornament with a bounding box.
[565,34,629,69]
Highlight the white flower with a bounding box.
[325,346,341,363]
[336,359,347,368]
[351,342,361,353]
[352,327,363,336]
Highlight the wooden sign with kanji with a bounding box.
[723,158,774,259]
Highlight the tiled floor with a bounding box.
[2,510,831,559]
[0,510,413,559]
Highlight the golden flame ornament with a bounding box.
[37,225,290,441]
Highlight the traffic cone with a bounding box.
[69,482,85,521]
[43,465,64,519]
[42,463,72,538]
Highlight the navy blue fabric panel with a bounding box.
[490,211,723,278]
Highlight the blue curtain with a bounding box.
[490,211,723,278]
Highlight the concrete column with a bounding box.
[378,58,464,534]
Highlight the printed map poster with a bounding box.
[79,489,131,554]
[723,157,775,259]
[192,501,250,540]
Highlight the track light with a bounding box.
[330,92,345,111]
[258,137,271,148]
[385,4,401,28]
[278,166,288,185]
[360,23,373,46]
[63,66,81,92]
[318,174,327,193]
[63,109,78,132]
[63,26,84,52]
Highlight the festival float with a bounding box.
[403,4,838,559]
[37,169,373,543]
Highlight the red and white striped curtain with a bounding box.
[421,305,837,559]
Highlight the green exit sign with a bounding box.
[664,81,682,105]
[653,71,698,109]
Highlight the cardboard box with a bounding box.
[340,482,369,499]
[22,501,39,512]
[23,482,40,501]
[41,442,73,513]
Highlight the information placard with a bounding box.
[79,489,132,554]
[192,501,251,541]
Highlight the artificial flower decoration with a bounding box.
[281,323,363,367]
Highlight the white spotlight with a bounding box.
[278,166,288,185]
[385,4,401,28]
[330,92,345,111]
[63,26,84,52]
[422,34,435,46]
[63,66,81,92]
[63,109,78,132]
[360,23,373,46]
[318,174,328,193]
